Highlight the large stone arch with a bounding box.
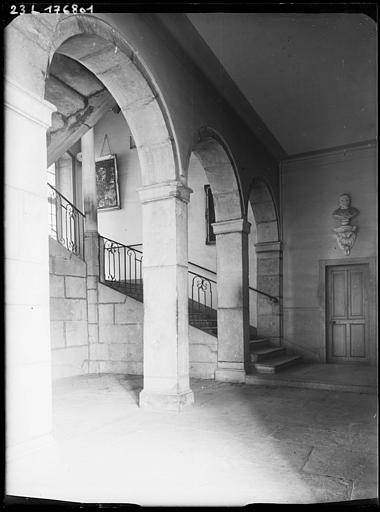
[247,178,282,346]
[46,15,179,185]
[5,13,192,449]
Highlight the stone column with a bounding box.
[81,129,99,364]
[255,241,282,345]
[5,79,56,447]
[138,181,194,411]
[213,219,251,383]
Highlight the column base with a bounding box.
[215,367,246,383]
[139,389,194,412]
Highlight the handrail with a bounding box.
[99,234,143,287]
[189,260,216,276]
[99,234,143,254]
[47,183,85,218]
[249,286,278,303]
[188,269,216,284]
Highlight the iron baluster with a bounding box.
[47,183,85,260]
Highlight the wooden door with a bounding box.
[326,264,369,363]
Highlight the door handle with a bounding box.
[330,320,336,324]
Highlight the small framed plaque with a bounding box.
[95,154,120,211]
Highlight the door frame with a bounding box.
[318,257,377,365]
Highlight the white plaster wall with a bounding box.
[94,110,142,246]
[56,152,74,204]
[282,145,377,361]
[94,116,217,277]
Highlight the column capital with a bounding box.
[138,180,193,204]
[255,241,282,253]
[5,77,56,128]
[212,218,251,235]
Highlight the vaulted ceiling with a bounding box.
[160,12,377,159]
[45,53,116,166]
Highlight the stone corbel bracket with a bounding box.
[333,225,358,256]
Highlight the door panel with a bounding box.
[332,271,346,318]
[350,324,366,358]
[327,264,369,363]
[331,324,347,357]
[350,271,364,317]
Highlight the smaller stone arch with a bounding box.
[247,177,282,346]
[190,127,244,222]
[247,177,279,244]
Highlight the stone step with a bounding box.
[196,326,217,336]
[190,319,217,327]
[253,355,303,374]
[249,338,270,349]
[250,346,286,363]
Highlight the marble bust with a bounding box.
[332,193,359,226]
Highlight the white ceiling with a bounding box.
[186,13,377,157]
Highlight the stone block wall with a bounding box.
[189,326,218,379]
[94,282,217,379]
[49,238,89,380]
[94,283,144,374]
[49,239,218,379]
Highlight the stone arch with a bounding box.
[247,178,282,346]
[188,127,249,382]
[190,127,244,221]
[45,15,180,186]
[247,177,279,244]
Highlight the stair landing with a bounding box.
[246,362,377,394]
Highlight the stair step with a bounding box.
[249,338,270,349]
[197,326,218,334]
[190,318,217,327]
[254,355,302,374]
[250,346,286,362]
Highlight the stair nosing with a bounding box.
[254,355,302,368]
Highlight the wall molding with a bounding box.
[282,140,377,166]
[281,140,377,170]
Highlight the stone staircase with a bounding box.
[249,337,302,374]
[103,279,302,374]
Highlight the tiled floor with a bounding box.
[6,373,378,506]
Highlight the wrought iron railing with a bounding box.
[47,183,85,259]
[98,237,278,309]
[188,270,216,315]
[99,235,143,288]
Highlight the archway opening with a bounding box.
[248,178,281,346]
[188,129,249,381]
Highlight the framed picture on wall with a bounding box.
[95,154,120,211]
[205,184,216,244]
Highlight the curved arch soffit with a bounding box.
[190,127,244,222]
[247,177,279,243]
[46,14,179,185]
